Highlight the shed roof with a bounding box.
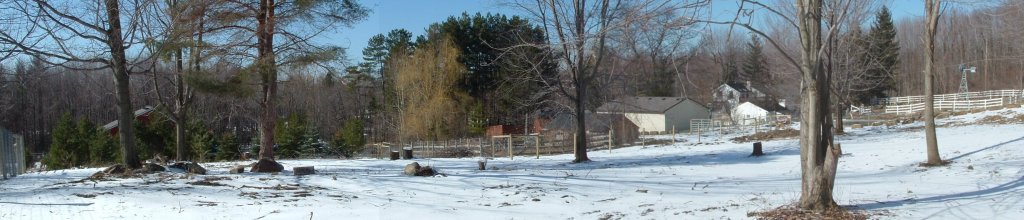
[596,97,698,114]
[101,106,156,131]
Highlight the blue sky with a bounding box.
[328,0,928,64]
[322,0,522,64]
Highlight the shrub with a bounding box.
[276,113,317,158]
[215,133,240,161]
[43,114,77,169]
[188,119,216,162]
[332,118,365,158]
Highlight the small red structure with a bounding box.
[102,106,156,136]
[485,125,524,138]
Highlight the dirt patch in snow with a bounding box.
[731,129,799,143]
[747,205,872,220]
[976,114,1024,125]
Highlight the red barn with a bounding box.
[102,106,156,136]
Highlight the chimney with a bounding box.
[778,99,786,108]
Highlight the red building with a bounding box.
[101,106,156,136]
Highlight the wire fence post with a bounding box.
[535,136,540,159]
[607,129,612,153]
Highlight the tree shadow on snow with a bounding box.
[854,175,1024,214]
[947,135,1024,161]
[853,135,1024,215]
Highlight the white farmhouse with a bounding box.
[596,97,710,133]
[713,81,767,109]
[730,101,789,125]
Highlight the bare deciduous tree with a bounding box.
[923,0,943,166]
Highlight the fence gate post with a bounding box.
[535,136,540,159]
[508,136,513,160]
[672,126,676,145]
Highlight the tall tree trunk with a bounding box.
[573,77,589,163]
[835,102,844,134]
[174,46,188,161]
[923,0,942,165]
[257,0,278,160]
[796,0,839,211]
[105,0,140,169]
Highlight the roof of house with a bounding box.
[724,82,752,93]
[722,82,771,95]
[596,97,701,114]
[739,101,788,113]
[102,106,156,131]
[543,112,635,133]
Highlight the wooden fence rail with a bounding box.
[367,132,628,159]
[885,98,1005,115]
[879,89,1023,106]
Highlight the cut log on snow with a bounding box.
[137,163,166,174]
[103,164,127,175]
[170,162,207,175]
[402,162,437,176]
[229,165,247,174]
[404,162,421,175]
[416,166,436,176]
[390,151,400,160]
[751,142,765,157]
[293,166,315,176]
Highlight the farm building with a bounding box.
[596,97,710,133]
[731,101,789,125]
[713,81,768,110]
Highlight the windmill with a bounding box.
[957,64,977,109]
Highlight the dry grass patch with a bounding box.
[747,205,874,220]
[731,129,799,143]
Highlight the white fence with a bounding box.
[1,127,27,179]
[690,119,713,133]
[880,89,1024,105]
[885,97,1006,115]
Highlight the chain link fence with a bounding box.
[1,127,27,179]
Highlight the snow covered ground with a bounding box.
[2,107,1024,220]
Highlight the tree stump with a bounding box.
[250,158,284,173]
[478,160,487,170]
[402,147,413,159]
[293,166,315,176]
[390,151,400,160]
[751,142,765,157]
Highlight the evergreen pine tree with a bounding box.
[332,118,365,158]
[742,34,771,86]
[188,120,216,162]
[864,6,900,102]
[43,114,76,169]
[73,118,97,165]
[216,133,240,161]
[275,113,308,158]
[300,127,322,157]
[89,130,119,164]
